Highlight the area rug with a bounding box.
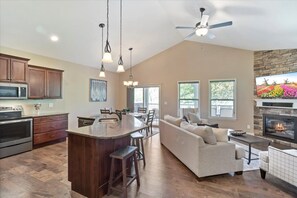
[143,127,160,139]
[230,141,261,172]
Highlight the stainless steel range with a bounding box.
[0,106,32,158]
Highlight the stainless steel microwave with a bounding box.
[0,83,28,99]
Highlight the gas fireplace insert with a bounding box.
[263,114,297,143]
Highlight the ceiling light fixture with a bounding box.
[195,27,208,36]
[102,0,113,63]
[117,0,125,72]
[123,48,138,87]
[99,23,106,78]
[50,35,59,42]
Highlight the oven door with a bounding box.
[0,118,32,148]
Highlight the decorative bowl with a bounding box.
[230,130,246,136]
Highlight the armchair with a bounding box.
[259,146,297,187]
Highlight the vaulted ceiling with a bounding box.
[1,0,297,71]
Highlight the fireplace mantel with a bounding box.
[255,99,297,109]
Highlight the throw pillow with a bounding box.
[191,126,217,145]
[180,121,196,132]
[164,115,182,127]
[197,123,219,128]
[182,116,189,123]
[188,112,202,124]
[212,128,228,142]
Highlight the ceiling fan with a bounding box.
[176,8,232,39]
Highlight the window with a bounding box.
[209,79,236,119]
[178,81,199,109]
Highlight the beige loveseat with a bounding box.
[160,117,244,179]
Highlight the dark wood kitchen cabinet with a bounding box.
[0,53,30,83]
[28,66,46,98]
[28,65,63,99]
[47,69,63,98]
[33,113,68,146]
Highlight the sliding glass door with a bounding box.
[128,86,160,125]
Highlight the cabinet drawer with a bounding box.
[34,119,68,133]
[34,114,68,123]
[34,130,67,145]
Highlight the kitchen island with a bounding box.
[67,114,147,198]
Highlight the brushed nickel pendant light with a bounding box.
[99,23,106,78]
[117,0,125,72]
[102,0,113,63]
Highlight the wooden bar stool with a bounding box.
[108,146,140,198]
[130,132,146,166]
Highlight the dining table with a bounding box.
[129,112,147,120]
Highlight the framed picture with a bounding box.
[89,79,107,102]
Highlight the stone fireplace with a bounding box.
[254,49,297,148]
[263,114,297,144]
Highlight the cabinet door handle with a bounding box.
[7,70,10,80]
[10,68,13,80]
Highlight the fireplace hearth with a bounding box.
[263,114,297,143]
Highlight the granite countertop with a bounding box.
[67,114,147,139]
[77,114,118,120]
[77,114,100,120]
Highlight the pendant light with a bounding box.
[99,23,106,78]
[117,0,125,72]
[102,0,113,63]
[123,48,138,87]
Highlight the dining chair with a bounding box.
[145,110,155,136]
[137,107,147,114]
[100,109,111,114]
[135,107,147,120]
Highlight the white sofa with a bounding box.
[259,146,297,187]
[160,119,244,178]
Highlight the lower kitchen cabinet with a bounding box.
[33,113,68,146]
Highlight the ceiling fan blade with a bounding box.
[185,31,196,39]
[200,15,209,26]
[207,32,216,39]
[176,26,195,29]
[209,21,232,29]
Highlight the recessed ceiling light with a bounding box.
[50,35,59,42]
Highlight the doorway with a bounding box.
[127,86,160,125]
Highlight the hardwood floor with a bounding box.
[0,128,296,198]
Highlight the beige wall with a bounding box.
[1,40,254,131]
[119,41,254,130]
[0,46,120,129]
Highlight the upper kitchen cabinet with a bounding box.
[28,66,46,98]
[47,69,63,98]
[0,53,30,83]
[28,65,63,99]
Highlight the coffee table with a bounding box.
[228,133,271,164]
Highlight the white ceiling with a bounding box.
[1,0,297,71]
